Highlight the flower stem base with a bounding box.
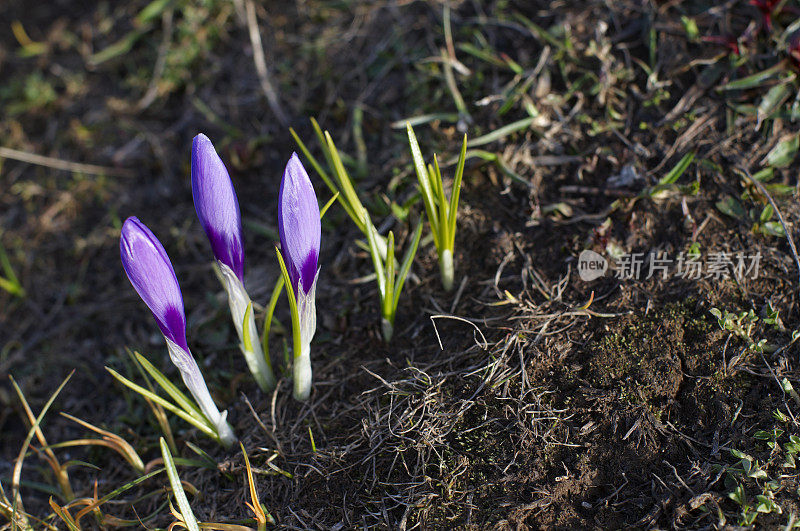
[381,318,394,343]
[216,418,237,448]
[293,344,312,401]
[440,249,454,291]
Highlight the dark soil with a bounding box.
[3,0,800,529]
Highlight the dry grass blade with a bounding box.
[59,412,145,473]
[11,378,75,502]
[239,0,288,126]
[240,443,273,529]
[10,370,74,528]
[48,498,84,531]
[0,147,133,177]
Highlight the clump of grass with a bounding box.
[406,123,467,291]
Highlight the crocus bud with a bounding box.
[120,217,235,446]
[191,134,244,280]
[191,133,276,392]
[278,153,320,400]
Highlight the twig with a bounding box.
[430,314,488,350]
[0,147,133,177]
[243,0,289,126]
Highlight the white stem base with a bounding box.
[165,338,237,447]
[218,262,276,392]
[440,249,454,291]
[293,343,312,401]
[381,318,394,342]
[216,415,237,448]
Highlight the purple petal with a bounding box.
[191,133,244,281]
[278,153,320,296]
[120,217,188,351]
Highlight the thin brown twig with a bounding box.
[242,0,289,126]
[0,147,133,177]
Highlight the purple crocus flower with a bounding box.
[120,216,188,351]
[190,133,276,392]
[278,153,320,400]
[120,216,236,445]
[279,153,321,298]
[191,133,244,281]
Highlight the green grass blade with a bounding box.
[289,127,337,196]
[365,222,386,299]
[407,123,440,247]
[325,132,367,231]
[275,249,302,360]
[72,468,164,522]
[311,117,336,176]
[159,438,199,531]
[133,353,205,424]
[447,134,468,249]
[658,151,696,185]
[717,63,784,91]
[384,232,395,318]
[392,221,423,312]
[319,191,340,218]
[0,242,24,297]
[261,276,284,370]
[105,368,216,439]
[466,117,534,148]
[11,371,73,527]
[432,156,448,248]
[390,113,460,129]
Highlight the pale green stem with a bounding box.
[216,262,276,392]
[293,342,312,401]
[440,249,454,291]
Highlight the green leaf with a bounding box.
[133,353,205,424]
[384,231,396,319]
[717,64,784,91]
[392,221,423,312]
[466,117,535,148]
[716,197,746,219]
[160,438,199,531]
[760,221,786,237]
[134,0,173,26]
[681,16,699,40]
[658,152,695,185]
[757,83,791,127]
[760,204,774,224]
[275,249,302,360]
[289,127,337,196]
[432,157,448,247]
[324,132,368,232]
[765,134,798,168]
[752,167,774,182]
[407,123,440,248]
[319,191,339,218]
[753,429,783,440]
[242,302,254,353]
[391,113,460,129]
[447,134,467,250]
[0,241,24,297]
[105,368,216,439]
[365,222,386,298]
